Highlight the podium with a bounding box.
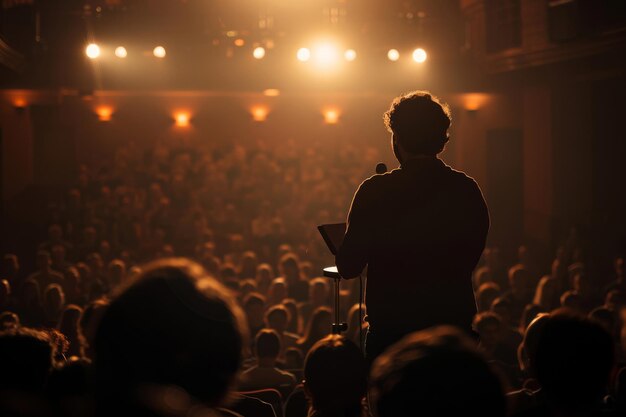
[323,266,348,334]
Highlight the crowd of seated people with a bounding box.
[0,137,625,416]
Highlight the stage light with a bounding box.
[387,49,400,61]
[253,46,266,59]
[96,106,113,122]
[344,49,357,61]
[323,109,340,124]
[251,106,268,122]
[86,43,100,59]
[412,48,427,63]
[13,98,27,109]
[174,112,190,127]
[153,46,166,58]
[297,47,311,62]
[234,38,245,47]
[115,46,127,58]
[463,93,490,111]
[263,89,280,97]
[314,43,339,68]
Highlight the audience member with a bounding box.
[303,335,367,417]
[93,258,247,415]
[369,326,506,417]
[297,307,332,356]
[239,329,297,398]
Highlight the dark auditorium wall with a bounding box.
[550,75,626,260]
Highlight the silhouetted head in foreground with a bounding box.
[534,310,614,413]
[370,326,505,417]
[0,327,54,393]
[384,91,451,160]
[94,258,247,413]
[304,335,367,417]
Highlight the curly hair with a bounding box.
[384,90,451,156]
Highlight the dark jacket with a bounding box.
[336,157,489,344]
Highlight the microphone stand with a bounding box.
[323,266,347,334]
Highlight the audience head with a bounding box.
[265,305,290,333]
[560,290,582,311]
[519,303,544,333]
[474,268,493,287]
[304,335,367,417]
[279,253,301,281]
[107,259,126,288]
[370,326,505,417]
[44,284,65,312]
[533,275,559,310]
[508,265,532,297]
[254,329,281,362]
[94,258,247,407]
[36,250,52,271]
[238,279,258,299]
[268,277,288,305]
[473,312,503,350]
[605,289,626,310]
[1,254,19,278]
[535,310,614,412]
[0,327,54,392]
[239,251,258,279]
[282,298,300,333]
[243,292,266,332]
[0,279,10,304]
[0,312,20,331]
[299,307,332,353]
[58,304,83,334]
[285,347,304,369]
[309,278,329,306]
[490,297,512,325]
[51,244,67,265]
[588,306,616,335]
[517,313,550,375]
[477,282,501,312]
[383,90,451,157]
[255,263,274,289]
[22,279,41,305]
[79,299,109,357]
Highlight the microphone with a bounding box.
[375,162,388,174]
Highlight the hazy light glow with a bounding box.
[296,47,311,62]
[174,112,190,127]
[412,48,427,63]
[13,98,27,108]
[234,38,245,47]
[86,43,101,59]
[96,106,113,122]
[387,49,400,61]
[253,46,266,59]
[313,43,339,68]
[344,49,357,61]
[251,106,269,122]
[153,46,166,58]
[263,89,280,97]
[323,109,340,124]
[115,46,127,58]
[463,93,491,111]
